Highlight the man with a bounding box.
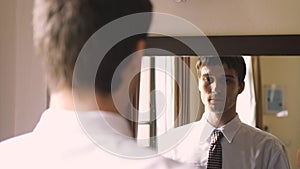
[0,0,194,168]
[164,56,290,169]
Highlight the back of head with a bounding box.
[33,0,152,93]
[196,56,246,85]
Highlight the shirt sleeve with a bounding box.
[268,140,291,169]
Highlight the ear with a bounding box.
[131,39,146,70]
[136,39,146,51]
[238,81,245,94]
[135,40,146,55]
[127,40,145,70]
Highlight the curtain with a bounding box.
[252,56,263,129]
[236,56,256,127]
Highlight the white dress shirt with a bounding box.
[0,108,194,169]
[163,113,290,169]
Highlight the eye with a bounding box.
[219,76,228,83]
[203,76,214,83]
[224,76,235,84]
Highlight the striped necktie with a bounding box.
[207,130,223,169]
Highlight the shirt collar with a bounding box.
[35,108,133,138]
[198,112,242,143]
[197,113,215,143]
[219,115,242,143]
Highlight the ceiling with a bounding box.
[150,0,300,36]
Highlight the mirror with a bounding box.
[139,36,300,168]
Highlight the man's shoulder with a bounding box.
[0,133,40,168]
[239,122,285,147]
[0,133,193,169]
[162,121,200,144]
[161,121,203,159]
[0,132,39,158]
[0,132,33,149]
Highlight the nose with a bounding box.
[211,78,226,93]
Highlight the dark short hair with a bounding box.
[33,0,152,93]
[196,56,246,85]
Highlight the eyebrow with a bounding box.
[201,73,210,77]
[225,75,235,79]
[201,74,235,78]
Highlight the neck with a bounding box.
[96,92,119,114]
[206,106,237,128]
[49,87,76,110]
[49,87,119,114]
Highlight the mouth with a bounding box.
[209,97,225,103]
[209,99,224,103]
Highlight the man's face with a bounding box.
[198,64,244,114]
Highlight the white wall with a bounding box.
[14,0,46,136]
[150,0,300,36]
[0,0,17,141]
[0,0,46,141]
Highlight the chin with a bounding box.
[209,105,225,113]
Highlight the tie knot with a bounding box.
[210,130,223,144]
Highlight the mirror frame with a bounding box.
[145,35,300,56]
